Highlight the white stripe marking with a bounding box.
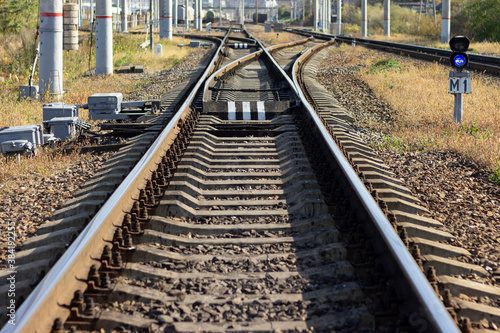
[257,101,265,120]
[228,101,236,120]
[243,102,251,120]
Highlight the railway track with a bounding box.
[2,26,499,332]
[287,28,500,76]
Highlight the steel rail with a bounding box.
[287,28,500,75]
[289,38,460,333]
[202,35,311,102]
[246,31,302,100]
[1,32,230,333]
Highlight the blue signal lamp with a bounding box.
[449,36,470,71]
[451,52,468,69]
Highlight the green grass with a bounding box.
[371,135,409,152]
[115,54,134,67]
[457,121,494,139]
[490,160,500,184]
[368,58,403,74]
[371,134,443,153]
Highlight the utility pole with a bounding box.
[360,0,367,37]
[383,0,390,36]
[150,0,153,51]
[336,0,341,34]
[441,0,450,43]
[255,0,258,24]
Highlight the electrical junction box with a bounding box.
[43,102,79,122]
[44,116,79,141]
[88,93,128,120]
[190,41,201,48]
[19,85,39,100]
[0,125,44,155]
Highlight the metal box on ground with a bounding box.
[19,85,39,100]
[43,102,79,122]
[44,117,79,141]
[190,41,201,48]
[0,125,44,155]
[88,93,127,120]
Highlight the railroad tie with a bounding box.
[227,101,265,120]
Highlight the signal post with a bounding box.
[448,36,471,123]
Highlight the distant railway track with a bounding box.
[3,25,500,333]
[287,28,500,76]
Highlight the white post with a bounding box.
[96,0,113,75]
[193,0,197,29]
[327,0,331,30]
[185,0,189,30]
[240,0,244,25]
[39,0,63,100]
[173,0,178,27]
[121,0,128,32]
[166,0,172,38]
[360,0,367,37]
[323,0,327,30]
[336,0,341,34]
[90,0,94,24]
[318,0,322,30]
[159,0,165,37]
[441,0,450,43]
[198,0,202,30]
[155,0,160,27]
[383,0,390,36]
[313,0,318,30]
[78,0,82,26]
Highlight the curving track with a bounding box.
[3,26,490,333]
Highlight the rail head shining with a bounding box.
[290,39,460,333]
[1,33,229,333]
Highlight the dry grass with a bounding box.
[328,44,500,171]
[0,149,95,193]
[113,34,197,72]
[0,32,197,125]
[0,31,199,189]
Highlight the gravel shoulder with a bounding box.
[0,49,210,265]
[315,46,500,284]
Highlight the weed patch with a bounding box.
[371,135,408,152]
[490,160,500,184]
[457,122,494,139]
[368,58,402,74]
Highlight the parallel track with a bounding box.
[0,27,471,333]
[292,33,500,332]
[288,28,500,75]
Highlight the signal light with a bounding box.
[449,36,470,71]
[451,52,468,69]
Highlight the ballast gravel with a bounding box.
[0,49,210,267]
[314,47,500,287]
